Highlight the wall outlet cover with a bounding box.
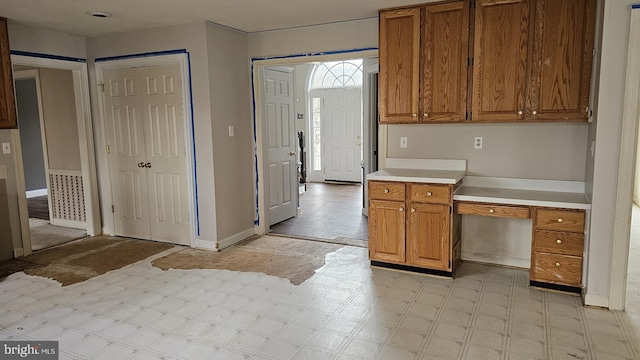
[1,143,10,154]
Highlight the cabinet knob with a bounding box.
[555,262,561,267]
[411,208,416,213]
[423,113,429,118]
[489,208,494,214]
[426,192,432,197]
[532,110,537,115]
[518,110,523,115]
[556,239,562,244]
[384,189,389,193]
[557,218,563,223]
[412,113,417,117]
[399,207,404,212]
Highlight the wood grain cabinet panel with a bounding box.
[379,8,421,123]
[421,1,469,123]
[369,181,406,201]
[407,203,451,270]
[456,202,530,218]
[527,0,596,121]
[0,18,16,129]
[369,199,406,263]
[535,208,585,233]
[534,230,584,256]
[409,183,451,205]
[532,252,582,286]
[472,0,531,122]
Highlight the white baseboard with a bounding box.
[194,238,218,251]
[50,218,87,230]
[26,189,47,198]
[14,248,24,258]
[217,227,256,251]
[584,293,609,308]
[462,252,530,269]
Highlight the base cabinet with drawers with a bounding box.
[368,180,461,275]
[531,207,586,291]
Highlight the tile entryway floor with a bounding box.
[1,242,639,359]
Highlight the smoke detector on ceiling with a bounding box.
[87,11,112,18]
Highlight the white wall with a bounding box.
[7,21,86,59]
[583,0,637,306]
[84,22,219,244]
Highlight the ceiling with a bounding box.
[0,0,433,37]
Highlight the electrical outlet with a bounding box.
[474,137,483,149]
[228,126,234,137]
[1,143,9,154]
[400,137,408,148]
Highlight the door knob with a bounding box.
[288,151,296,156]
[138,162,145,168]
[145,162,152,168]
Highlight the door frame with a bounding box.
[95,53,197,247]
[362,63,380,216]
[13,70,54,222]
[252,49,378,236]
[11,54,101,256]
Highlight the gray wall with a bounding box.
[15,78,47,191]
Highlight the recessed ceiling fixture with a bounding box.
[87,11,112,18]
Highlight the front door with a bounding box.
[103,64,190,245]
[263,68,297,226]
[322,88,363,182]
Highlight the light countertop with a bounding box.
[454,186,591,210]
[366,168,466,185]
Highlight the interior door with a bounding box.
[322,88,363,183]
[263,68,297,226]
[103,64,190,245]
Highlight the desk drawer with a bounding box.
[534,230,584,256]
[409,184,451,204]
[456,202,530,219]
[532,253,582,286]
[369,181,405,201]
[534,208,585,233]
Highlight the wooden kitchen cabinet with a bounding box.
[0,17,16,129]
[379,1,468,124]
[368,180,460,275]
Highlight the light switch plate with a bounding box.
[1,143,10,154]
[228,126,234,137]
[400,137,408,148]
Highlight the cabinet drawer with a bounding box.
[532,253,582,287]
[534,208,585,233]
[456,202,530,219]
[369,181,405,201]
[534,230,584,256]
[409,184,451,204]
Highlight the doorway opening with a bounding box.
[253,50,379,245]
[14,69,88,251]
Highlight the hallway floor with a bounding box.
[270,183,368,243]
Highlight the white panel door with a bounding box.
[263,68,297,226]
[322,88,363,182]
[103,67,151,240]
[103,64,190,245]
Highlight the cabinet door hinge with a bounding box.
[111,205,115,213]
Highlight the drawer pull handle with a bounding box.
[518,110,523,115]
[489,209,494,214]
[384,189,389,194]
[555,262,561,267]
[556,239,562,244]
[411,208,416,213]
[423,113,429,118]
[412,113,417,117]
[399,207,404,212]
[426,192,433,196]
[557,218,563,223]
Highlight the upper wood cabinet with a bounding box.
[379,8,421,123]
[472,0,531,122]
[0,17,17,129]
[527,0,596,121]
[379,0,596,124]
[379,2,469,124]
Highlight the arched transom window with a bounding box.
[310,59,363,89]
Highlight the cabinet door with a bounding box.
[472,0,531,122]
[407,203,450,270]
[527,0,595,121]
[369,199,406,263]
[379,8,421,124]
[422,1,469,123]
[0,18,16,129]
